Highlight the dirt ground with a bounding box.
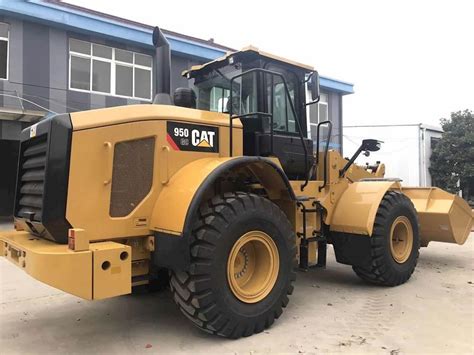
[1,224,473,354]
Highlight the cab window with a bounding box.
[265,66,299,134]
[193,65,258,116]
[210,87,230,112]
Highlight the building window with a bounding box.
[309,93,328,146]
[0,22,9,80]
[69,39,152,100]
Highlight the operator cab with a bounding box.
[183,47,319,180]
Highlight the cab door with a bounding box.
[259,65,313,180]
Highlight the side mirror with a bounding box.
[310,71,320,101]
[361,139,382,152]
[339,139,382,177]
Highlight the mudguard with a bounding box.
[149,156,295,270]
[330,181,401,236]
[150,156,295,236]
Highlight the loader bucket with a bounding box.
[402,187,473,246]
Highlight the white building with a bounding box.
[343,123,443,187]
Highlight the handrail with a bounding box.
[315,120,333,191]
[228,68,310,191]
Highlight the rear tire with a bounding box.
[352,191,420,286]
[170,192,297,338]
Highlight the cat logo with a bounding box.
[192,130,216,148]
[167,121,219,153]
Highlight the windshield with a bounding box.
[189,61,302,136]
[191,63,258,115]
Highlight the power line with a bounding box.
[0,93,57,114]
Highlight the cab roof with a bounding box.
[182,46,314,77]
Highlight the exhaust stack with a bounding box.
[152,26,172,104]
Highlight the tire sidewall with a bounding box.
[204,203,294,319]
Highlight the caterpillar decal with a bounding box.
[166,121,219,153]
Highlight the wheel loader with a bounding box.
[1,27,472,339]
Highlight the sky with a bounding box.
[69,0,474,127]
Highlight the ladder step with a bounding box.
[307,235,326,243]
[296,195,314,202]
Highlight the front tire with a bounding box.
[170,192,297,338]
[352,191,420,286]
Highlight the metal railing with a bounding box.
[315,120,333,191]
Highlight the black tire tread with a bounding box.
[352,191,420,286]
[170,192,297,338]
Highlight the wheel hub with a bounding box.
[390,216,413,263]
[234,248,249,279]
[227,231,279,303]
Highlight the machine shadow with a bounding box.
[417,249,470,269]
[8,289,216,350]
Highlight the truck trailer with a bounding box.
[344,123,443,187]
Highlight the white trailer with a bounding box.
[343,123,443,187]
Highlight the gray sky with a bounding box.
[69,0,473,127]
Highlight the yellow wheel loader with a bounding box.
[1,27,472,338]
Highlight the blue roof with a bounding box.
[0,0,354,95]
[320,76,354,95]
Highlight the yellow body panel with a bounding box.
[0,230,132,300]
[344,163,386,181]
[91,242,131,300]
[330,181,400,235]
[70,104,242,132]
[151,157,240,234]
[1,230,92,299]
[66,106,242,241]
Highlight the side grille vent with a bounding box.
[17,137,48,221]
[13,114,72,243]
[110,137,155,217]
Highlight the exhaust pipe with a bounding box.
[152,26,172,104]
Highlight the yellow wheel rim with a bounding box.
[389,216,413,263]
[227,231,279,303]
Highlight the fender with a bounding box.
[150,156,295,269]
[329,181,401,236]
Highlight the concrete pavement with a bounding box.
[1,224,473,354]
